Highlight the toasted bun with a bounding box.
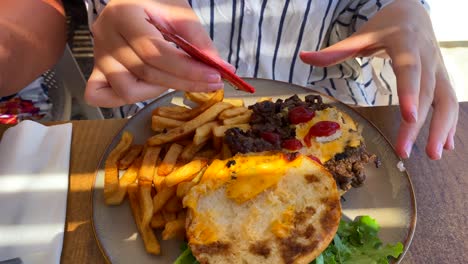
[184,153,341,264]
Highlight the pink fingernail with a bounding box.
[404,142,413,158]
[208,82,224,90]
[206,73,221,83]
[410,110,418,123]
[436,143,443,159]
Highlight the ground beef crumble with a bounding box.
[324,145,380,191]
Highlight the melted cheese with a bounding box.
[189,214,219,244]
[271,206,295,238]
[295,108,362,163]
[184,153,304,209]
[225,154,290,203]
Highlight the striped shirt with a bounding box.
[85,0,430,112]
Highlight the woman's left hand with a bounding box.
[300,0,458,160]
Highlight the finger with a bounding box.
[426,74,458,159]
[444,124,456,150]
[96,54,169,105]
[115,10,230,82]
[299,32,376,67]
[145,8,217,57]
[85,67,126,107]
[389,44,421,124]
[100,33,224,92]
[395,57,434,158]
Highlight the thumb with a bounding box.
[300,32,376,67]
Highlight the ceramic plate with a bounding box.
[92,78,416,263]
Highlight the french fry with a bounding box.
[191,167,206,183]
[138,146,161,182]
[158,143,184,176]
[173,139,193,146]
[127,183,160,255]
[212,123,251,138]
[152,158,165,192]
[152,105,191,116]
[162,219,186,240]
[221,143,233,159]
[222,110,253,125]
[156,90,224,121]
[162,210,177,222]
[165,159,208,187]
[218,106,248,120]
[118,145,143,170]
[222,98,244,107]
[153,174,166,192]
[180,141,208,163]
[176,181,197,198]
[151,212,166,229]
[151,115,185,132]
[193,121,218,146]
[153,186,176,213]
[185,91,216,105]
[104,131,133,204]
[139,181,154,227]
[164,195,183,213]
[106,157,142,205]
[147,101,233,146]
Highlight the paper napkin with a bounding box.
[0,121,72,263]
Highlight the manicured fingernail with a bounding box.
[206,73,221,83]
[410,109,418,123]
[435,143,443,159]
[404,142,413,158]
[208,82,224,90]
[450,138,455,150]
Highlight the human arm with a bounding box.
[300,0,457,160]
[0,0,67,97]
[84,0,232,107]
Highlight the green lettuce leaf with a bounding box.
[312,216,404,264]
[173,243,199,264]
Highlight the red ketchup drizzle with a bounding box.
[307,155,322,165]
[281,139,303,151]
[261,132,281,145]
[288,106,315,124]
[304,121,340,147]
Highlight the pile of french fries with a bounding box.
[103,90,251,255]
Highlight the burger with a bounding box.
[180,94,383,263]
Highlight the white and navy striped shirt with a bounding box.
[85,0,429,112]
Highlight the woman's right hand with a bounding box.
[85,0,233,107]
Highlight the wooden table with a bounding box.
[1,103,467,263]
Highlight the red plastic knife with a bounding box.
[145,15,255,94]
